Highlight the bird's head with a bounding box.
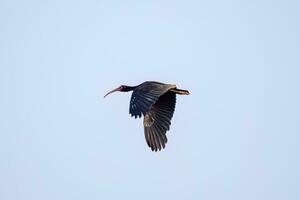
[104,85,135,98]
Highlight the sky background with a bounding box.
[1,0,300,200]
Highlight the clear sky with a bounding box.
[1,0,299,200]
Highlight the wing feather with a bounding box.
[130,82,176,118]
[143,91,176,151]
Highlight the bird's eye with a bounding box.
[119,86,125,91]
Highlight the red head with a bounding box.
[104,85,136,98]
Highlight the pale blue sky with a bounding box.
[1,0,300,200]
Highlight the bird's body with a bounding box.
[104,81,190,151]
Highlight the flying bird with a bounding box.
[104,81,190,151]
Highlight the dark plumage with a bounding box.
[104,81,190,151]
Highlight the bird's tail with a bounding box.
[171,88,190,95]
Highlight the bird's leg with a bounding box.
[170,88,190,95]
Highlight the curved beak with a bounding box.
[104,87,121,98]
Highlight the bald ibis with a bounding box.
[104,81,190,151]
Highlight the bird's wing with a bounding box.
[143,91,176,151]
[129,82,175,118]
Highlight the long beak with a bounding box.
[104,87,120,98]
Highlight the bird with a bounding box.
[104,81,190,151]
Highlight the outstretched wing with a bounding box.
[143,91,176,151]
[129,82,175,118]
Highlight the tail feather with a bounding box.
[170,88,190,95]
